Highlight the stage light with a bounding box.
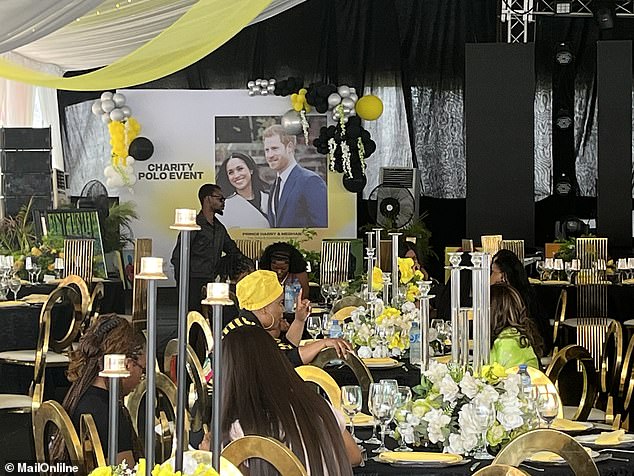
[555,0,572,14]
[554,173,573,196]
[554,43,574,64]
[594,1,615,30]
[555,109,573,129]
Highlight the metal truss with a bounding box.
[501,0,634,43]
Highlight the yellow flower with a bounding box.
[405,283,419,302]
[372,266,383,291]
[398,257,415,284]
[413,270,425,281]
[136,459,146,476]
[480,363,507,382]
[47,263,55,271]
[30,247,42,257]
[89,467,112,476]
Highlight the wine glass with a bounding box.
[473,400,495,460]
[25,257,34,284]
[394,386,413,452]
[341,385,363,445]
[0,278,8,300]
[306,315,321,341]
[369,382,396,453]
[537,391,559,428]
[322,313,333,338]
[8,277,21,301]
[364,383,382,445]
[32,263,41,283]
[328,285,339,305]
[321,283,332,305]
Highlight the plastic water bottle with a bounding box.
[517,364,539,427]
[517,364,533,397]
[292,278,301,310]
[409,320,422,365]
[284,283,295,313]
[330,319,343,338]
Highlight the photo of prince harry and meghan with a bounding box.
[214,116,328,229]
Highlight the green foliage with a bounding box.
[288,228,321,282]
[360,212,435,259]
[102,201,139,253]
[553,237,576,262]
[0,197,36,254]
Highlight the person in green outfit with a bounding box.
[489,283,544,369]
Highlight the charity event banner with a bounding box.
[118,90,357,284]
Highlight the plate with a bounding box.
[576,433,634,448]
[378,451,463,467]
[344,412,376,427]
[527,447,599,464]
[550,419,593,433]
[362,358,402,369]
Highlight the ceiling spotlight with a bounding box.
[555,109,573,129]
[554,43,574,64]
[555,174,573,196]
[594,1,615,30]
[555,0,572,14]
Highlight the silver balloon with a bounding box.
[91,100,103,116]
[349,92,359,103]
[267,84,276,93]
[110,108,125,122]
[328,93,342,108]
[261,89,269,96]
[247,80,255,88]
[342,116,349,124]
[349,108,357,116]
[112,93,126,107]
[248,90,256,96]
[255,79,262,86]
[332,111,341,120]
[101,99,115,113]
[269,78,276,85]
[337,85,351,98]
[349,87,356,94]
[341,97,355,109]
[281,109,303,135]
[261,79,269,88]
[342,107,351,115]
[101,112,112,124]
[120,105,132,117]
[252,85,261,94]
[100,91,113,101]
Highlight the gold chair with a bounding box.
[63,239,94,286]
[598,321,625,423]
[493,428,599,476]
[33,400,85,474]
[295,365,342,410]
[132,238,152,331]
[86,281,105,321]
[506,366,563,418]
[222,435,308,476]
[235,239,263,262]
[310,347,373,413]
[163,339,210,432]
[500,240,525,262]
[187,310,213,360]
[0,286,74,413]
[320,240,351,286]
[80,413,106,472]
[331,296,365,315]
[542,288,568,367]
[546,345,599,421]
[474,464,529,475]
[125,371,179,439]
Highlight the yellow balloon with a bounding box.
[355,95,384,121]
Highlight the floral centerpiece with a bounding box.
[408,362,537,455]
[370,257,424,302]
[90,457,218,476]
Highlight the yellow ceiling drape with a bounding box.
[0,0,271,91]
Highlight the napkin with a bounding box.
[0,300,29,308]
[344,413,374,425]
[20,294,50,303]
[551,418,588,431]
[362,357,397,365]
[530,446,592,463]
[378,452,462,463]
[529,277,541,284]
[594,429,626,445]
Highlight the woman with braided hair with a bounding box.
[50,314,146,465]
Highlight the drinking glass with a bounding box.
[320,283,331,305]
[394,386,413,452]
[8,277,21,301]
[369,382,396,453]
[322,313,333,338]
[25,257,34,284]
[365,383,382,444]
[0,278,8,300]
[473,400,495,460]
[537,391,559,428]
[306,315,321,341]
[328,285,339,305]
[32,263,41,283]
[536,260,545,281]
[341,385,363,444]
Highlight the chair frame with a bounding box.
[295,365,342,410]
[125,372,179,438]
[474,464,529,476]
[80,413,106,472]
[187,310,213,357]
[493,428,599,476]
[222,435,308,476]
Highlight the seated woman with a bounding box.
[51,314,146,465]
[489,283,544,369]
[228,270,352,366]
[204,324,362,473]
[260,242,310,299]
[398,240,430,280]
[491,249,552,353]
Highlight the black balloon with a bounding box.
[343,173,367,193]
[128,137,154,161]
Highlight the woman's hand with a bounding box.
[323,338,353,359]
[199,432,211,451]
[294,288,311,323]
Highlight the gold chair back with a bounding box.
[187,311,213,357]
[80,413,106,472]
[53,275,91,352]
[320,240,350,286]
[493,428,599,476]
[33,400,84,474]
[546,345,599,421]
[63,239,94,286]
[310,347,373,413]
[481,235,503,255]
[222,435,308,476]
[474,464,529,476]
[574,317,612,370]
[331,296,366,315]
[500,240,525,262]
[601,321,624,396]
[163,339,209,432]
[506,366,563,418]
[132,238,152,331]
[552,288,568,349]
[575,237,608,269]
[87,281,105,320]
[295,365,342,410]
[236,239,263,261]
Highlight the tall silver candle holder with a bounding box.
[382,272,391,306]
[202,282,233,472]
[389,232,401,306]
[374,228,382,269]
[170,209,200,471]
[99,354,130,465]
[135,257,168,475]
[447,252,464,365]
[365,247,375,300]
[417,280,434,372]
[480,253,491,370]
[470,252,484,373]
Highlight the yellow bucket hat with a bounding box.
[236,270,283,311]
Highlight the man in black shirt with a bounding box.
[171,184,243,312]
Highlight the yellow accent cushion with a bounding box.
[378,452,462,463]
[362,358,397,365]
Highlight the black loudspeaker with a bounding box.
[1,151,51,173]
[0,127,51,150]
[4,196,51,216]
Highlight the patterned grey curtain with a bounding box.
[574,75,597,197]
[534,76,553,201]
